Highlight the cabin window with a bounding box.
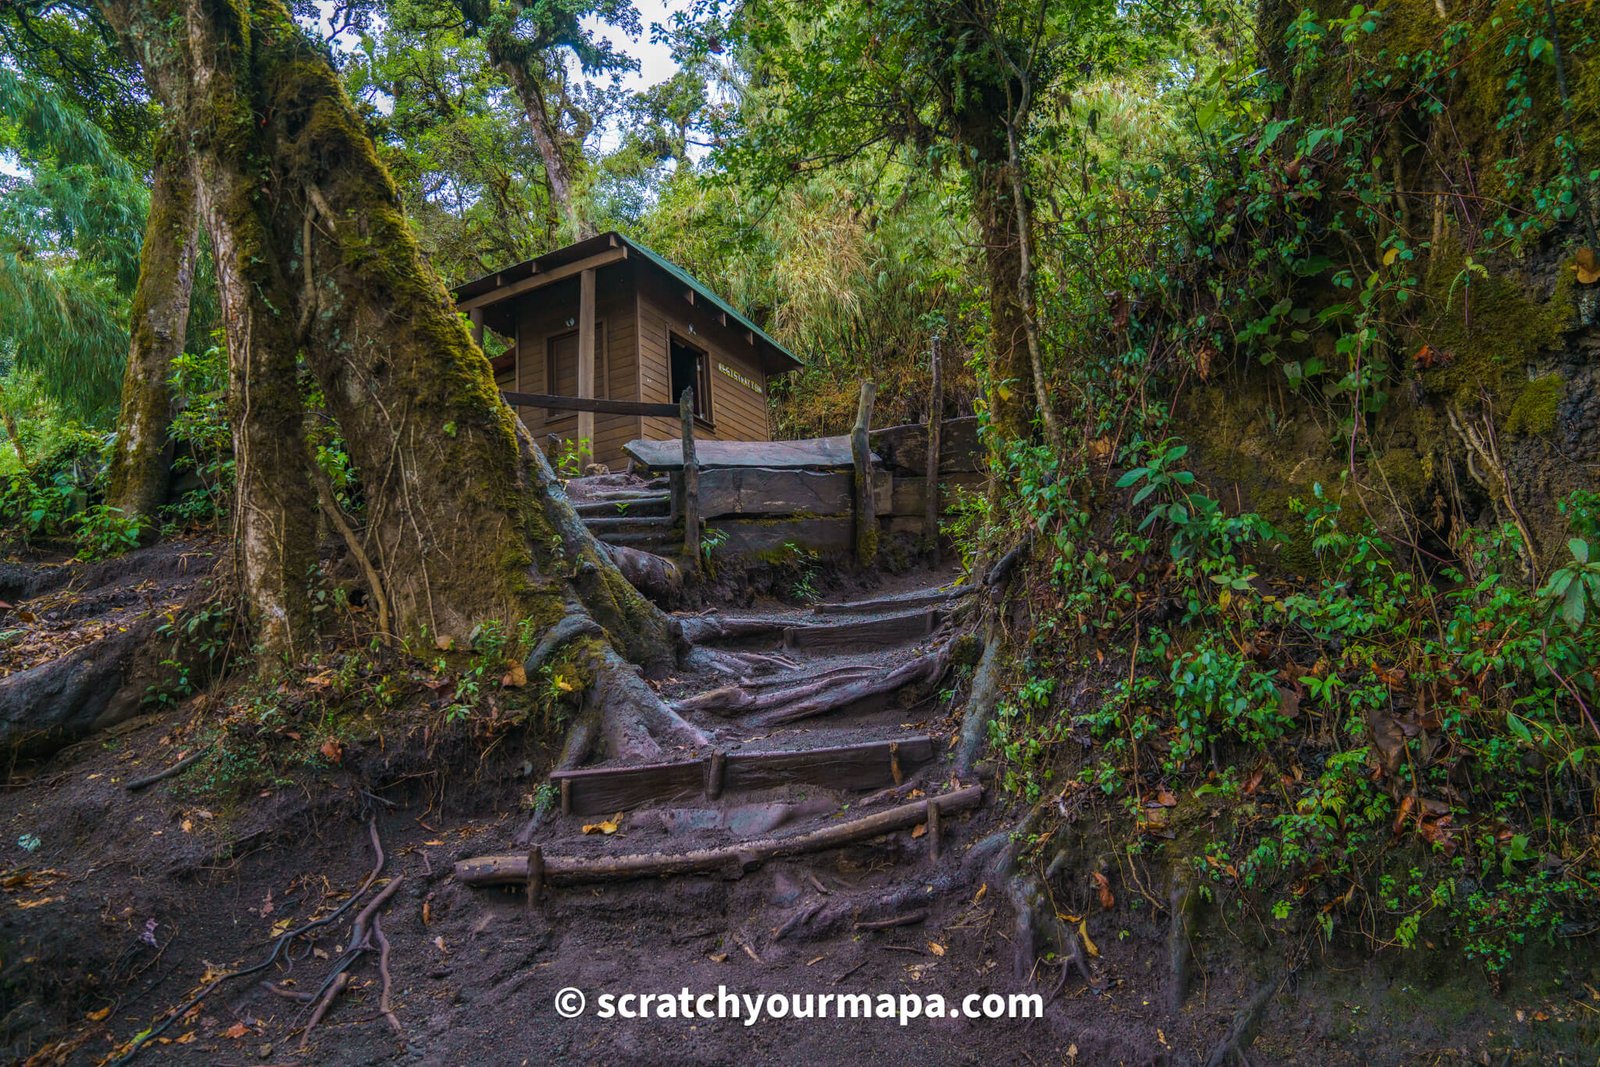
[670,334,712,423]
[544,322,607,410]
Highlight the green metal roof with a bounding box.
[451,231,803,373]
[616,235,802,371]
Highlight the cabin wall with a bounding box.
[509,267,641,470]
[636,281,771,446]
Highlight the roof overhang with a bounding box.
[451,231,804,376]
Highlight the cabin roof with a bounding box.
[451,231,804,374]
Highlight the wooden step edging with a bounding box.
[548,736,937,816]
[454,784,983,888]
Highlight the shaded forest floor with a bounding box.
[0,542,1595,1066]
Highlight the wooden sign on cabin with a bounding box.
[451,232,804,470]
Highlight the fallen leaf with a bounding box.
[1077,919,1099,958]
[319,737,343,763]
[270,917,295,938]
[911,823,928,839]
[86,1007,111,1022]
[259,890,274,918]
[174,1031,197,1044]
[180,819,193,833]
[17,896,61,909]
[422,900,433,926]
[972,883,988,905]
[1154,786,1178,808]
[434,635,455,651]
[222,1022,250,1039]
[501,663,528,688]
[1575,247,1600,285]
[433,935,448,953]
[927,941,945,957]
[305,670,336,689]
[1092,871,1115,910]
[708,952,729,963]
[581,813,623,835]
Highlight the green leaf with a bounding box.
[1506,711,1533,744]
[1114,469,1145,488]
[1569,538,1589,564]
[1563,581,1587,631]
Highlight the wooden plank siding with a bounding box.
[635,279,770,449]
[510,266,641,469]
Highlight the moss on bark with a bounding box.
[106,131,200,526]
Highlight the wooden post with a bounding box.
[469,308,485,349]
[925,799,942,862]
[851,380,878,568]
[705,750,727,800]
[924,336,943,564]
[577,268,596,466]
[680,388,701,575]
[559,777,571,817]
[526,845,544,911]
[888,740,902,786]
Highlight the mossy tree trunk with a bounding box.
[106,131,200,528]
[96,0,679,691]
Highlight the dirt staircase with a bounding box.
[456,573,990,932]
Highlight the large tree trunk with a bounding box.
[496,54,589,241]
[106,131,200,527]
[96,0,678,697]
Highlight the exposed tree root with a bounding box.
[1204,973,1282,1067]
[110,819,387,1066]
[603,543,680,603]
[746,646,950,727]
[954,626,1004,775]
[124,744,214,791]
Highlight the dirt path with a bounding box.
[3,548,1570,1066]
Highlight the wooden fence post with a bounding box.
[577,268,596,466]
[852,380,877,567]
[924,335,943,564]
[680,387,701,575]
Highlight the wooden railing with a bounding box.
[500,391,679,418]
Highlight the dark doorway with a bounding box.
[670,335,711,421]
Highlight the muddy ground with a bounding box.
[1,544,1596,1066]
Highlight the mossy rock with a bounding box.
[1505,372,1566,436]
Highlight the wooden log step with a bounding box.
[548,736,937,816]
[783,607,942,652]
[454,785,983,887]
[812,586,969,616]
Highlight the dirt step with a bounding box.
[812,585,969,616]
[574,494,672,518]
[596,532,677,552]
[548,736,937,816]
[582,514,676,532]
[455,784,982,888]
[680,606,945,651]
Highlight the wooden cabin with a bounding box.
[451,232,803,470]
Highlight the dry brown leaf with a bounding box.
[972,883,988,905]
[1574,247,1599,285]
[927,942,945,957]
[433,935,448,953]
[501,663,528,688]
[434,635,455,651]
[17,896,61,909]
[422,900,433,926]
[319,737,343,763]
[86,1007,111,1022]
[709,952,729,963]
[1091,871,1115,911]
[305,670,336,689]
[221,1022,249,1039]
[910,823,927,839]
[174,1031,197,1044]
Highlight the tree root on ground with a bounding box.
[954,626,1003,775]
[1203,973,1282,1067]
[109,819,390,1066]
